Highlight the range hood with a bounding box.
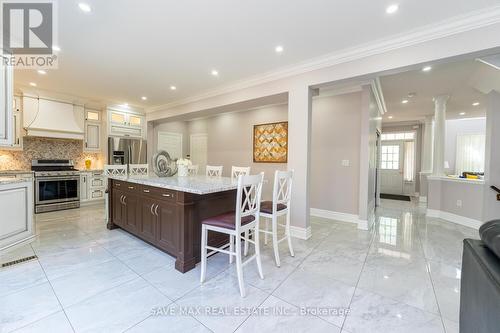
[23,96,85,140]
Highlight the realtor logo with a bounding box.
[1,0,57,68]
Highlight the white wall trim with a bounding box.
[426,208,482,229]
[310,208,359,224]
[290,225,312,240]
[147,5,500,114]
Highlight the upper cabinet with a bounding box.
[0,57,14,147]
[107,108,146,139]
[84,109,102,152]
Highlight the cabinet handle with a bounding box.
[155,204,159,216]
[143,189,150,193]
[162,193,172,198]
[150,204,154,215]
[120,195,124,204]
[128,186,134,190]
[123,196,127,205]
[116,183,121,187]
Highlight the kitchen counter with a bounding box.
[107,175,237,195]
[0,170,33,175]
[107,177,236,272]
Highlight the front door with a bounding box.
[380,141,404,195]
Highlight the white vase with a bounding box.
[178,164,188,177]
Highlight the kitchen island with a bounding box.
[107,175,237,272]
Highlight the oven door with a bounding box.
[35,176,80,205]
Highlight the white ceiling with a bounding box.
[380,59,500,123]
[13,0,500,110]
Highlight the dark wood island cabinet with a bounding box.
[107,177,237,273]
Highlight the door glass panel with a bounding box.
[129,115,142,126]
[86,111,99,121]
[38,179,78,202]
[381,145,400,170]
[111,112,126,124]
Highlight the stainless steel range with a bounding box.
[32,159,80,213]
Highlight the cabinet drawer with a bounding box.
[113,180,124,189]
[123,183,141,192]
[90,189,104,200]
[141,186,176,201]
[91,177,104,187]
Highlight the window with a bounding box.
[381,132,415,141]
[404,141,415,181]
[455,134,485,175]
[381,145,400,170]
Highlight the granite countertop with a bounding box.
[0,177,32,185]
[108,175,238,195]
[0,170,34,175]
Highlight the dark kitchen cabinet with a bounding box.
[139,197,157,243]
[123,191,139,234]
[112,188,125,227]
[156,201,178,255]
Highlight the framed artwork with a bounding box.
[253,121,288,163]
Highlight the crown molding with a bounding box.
[148,5,500,114]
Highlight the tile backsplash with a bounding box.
[0,137,104,171]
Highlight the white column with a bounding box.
[287,84,312,239]
[432,95,449,176]
[482,90,500,222]
[421,115,434,172]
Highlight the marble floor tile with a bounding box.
[50,259,139,307]
[12,311,74,333]
[0,282,61,333]
[176,270,269,333]
[428,260,461,322]
[65,277,171,333]
[273,267,355,327]
[0,260,47,297]
[235,295,341,333]
[343,288,445,333]
[37,245,115,280]
[0,244,36,264]
[126,306,210,333]
[118,247,176,275]
[443,318,459,333]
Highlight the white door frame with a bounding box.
[157,131,183,159]
[190,133,208,172]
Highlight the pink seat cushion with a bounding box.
[260,201,287,214]
[202,211,255,230]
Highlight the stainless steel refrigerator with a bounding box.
[108,137,147,165]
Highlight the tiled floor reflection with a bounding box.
[0,199,476,332]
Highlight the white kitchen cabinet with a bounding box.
[0,56,14,147]
[84,121,101,152]
[3,96,23,150]
[80,171,105,205]
[107,109,146,138]
[0,180,35,252]
[80,173,89,201]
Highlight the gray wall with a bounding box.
[444,118,486,174]
[152,92,364,213]
[311,92,362,215]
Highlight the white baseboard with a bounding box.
[80,200,105,207]
[419,196,427,203]
[426,209,482,229]
[290,225,312,240]
[310,208,358,224]
[357,219,369,230]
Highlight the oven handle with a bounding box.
[36,176,80,182]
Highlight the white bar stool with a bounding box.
[200,173,265,297]
[206,165,223,177]
[231,166,250,181]
[255,170,294,267]
[129,163,149,176]
[103,165,128,223]
[188,165,199,176]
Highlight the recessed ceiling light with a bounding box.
[52,45,61,52]
[29,82,37,87]
[459,112,466,115]
[386,4,399,14]
[211,69,219,76]
[422,66,432,72]
[388,115,393,119]
[170,86,177,91]
[275,45,284,53]
[401,99,409,104]
[37,70,47,75]
[78,3,92,13]
[472,102,480,106]
[141,96,147,101]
